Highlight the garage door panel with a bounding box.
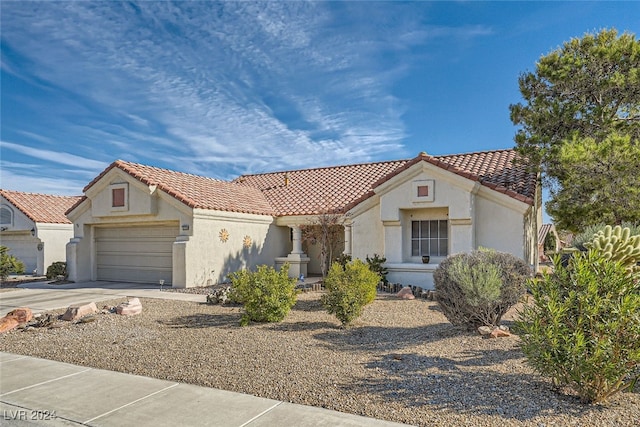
[97,253,173,268]
[95,225,177,284]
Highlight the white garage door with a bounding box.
[96,225,178,284]
[0,234,38,274]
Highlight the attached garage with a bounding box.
[95,224,179,284]
[0,233,39,273]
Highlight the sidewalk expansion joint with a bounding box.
[238,401,283,427]
[82,382,180,424]
[0,368,92,396]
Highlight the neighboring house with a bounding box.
[538,223,560,263]
[66,149,541,289]
[0,189,82,275]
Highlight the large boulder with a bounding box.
[396,287,415,300]
[116,298,142,316]
[62,302,98,321]
[0,307,34,333]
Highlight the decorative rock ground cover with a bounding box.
[0,293,637,426]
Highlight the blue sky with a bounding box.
[1,1,638,200]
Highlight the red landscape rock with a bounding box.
[62,302,98,321]
[7,307,33,323]
[116,298,142,316]
[0,307,33,333]
[0,316,20,333]
[490,328,512,338]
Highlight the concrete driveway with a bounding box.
[0,281,205,317]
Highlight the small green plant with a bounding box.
[516,251,640,403]
[229,264,297,326]
[543,230,557,253]
[0,246,25,280]
[433,249,530,329]
[572,222,640,251]
[365,253,388,285]
[46,261,67,280]
[584,225,640,278]
[333,253,352,269]
[322,259,379,327]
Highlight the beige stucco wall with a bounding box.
[350,201,384,262]
[67,170,288,287]
[347,162,536,289]
[34,223,75,275]
[178,210,288,287]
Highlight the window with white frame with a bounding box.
[0,205,13,226]
[411,220,448,257]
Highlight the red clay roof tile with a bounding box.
[71,149,537,218]
[236,149,537,216]
[82,160,274,215]
[0,189,82,224]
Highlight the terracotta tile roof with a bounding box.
[70,149,536,218]
[236,149,537,216]
[234,160,408,216]
[78,160,274,215]
[0,189,82,224]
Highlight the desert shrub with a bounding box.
[46,261,67,280]
[543,231,557,253]
[572,222,640,251]
[229,264,297,326]
[0,246,25,279]
[433,249,530,330]
[322,259,379,326]
[365,253,389,285]
[516,251,640,403]
[584,225,640,278]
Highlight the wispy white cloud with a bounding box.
[1,141,108,170]
[0,162,87,195]
[1,1,495,189]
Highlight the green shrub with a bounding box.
[572,222,640,251]
[433,249,530,330]
[46,261,67,280]
[322,259,379,327]
[0,246,25,279]
[516,251,640,403]
[365,253,388,285]
[333,253,352,269]
[229,264,298,326]
[584,225,640,278]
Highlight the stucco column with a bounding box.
[66,238,81,282]
[343,224,352,256]
[275,225,310,278]
[291,226,303,254]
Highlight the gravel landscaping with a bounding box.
[1,291,638,426]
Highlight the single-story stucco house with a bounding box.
[65,149,541,289]
[0,189,82,275]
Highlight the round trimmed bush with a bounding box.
[433,249,531,330]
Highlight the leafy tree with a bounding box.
[546,133,640,231]
[510,28,640,231]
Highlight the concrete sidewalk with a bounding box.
[0,352,410,427]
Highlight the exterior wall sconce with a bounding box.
[30,228,36,236]
[181,224,190,231]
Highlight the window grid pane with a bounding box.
[411,220,448,258]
